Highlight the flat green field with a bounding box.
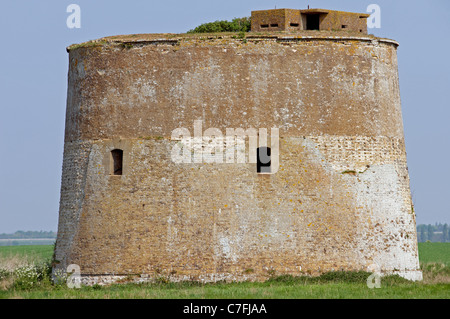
[418,242,450,265]
[0,243,449,299]
[0,245,53,264]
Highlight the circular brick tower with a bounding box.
[54,9,422,284]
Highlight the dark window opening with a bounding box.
[261,24,269,28]
[290,23,300,27]
[257,147,271,174]
[306,14,320,30]
[359,29,363,32]
[270,23,279,27]
[111,149,123,176]
[342,25,348,29]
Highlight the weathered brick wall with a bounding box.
[317,11,368,33]
[251,9,301,32]
[251,9,368,33]
[54,33,422,282]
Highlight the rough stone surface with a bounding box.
[251,9,369,33]
[54,31,422,283]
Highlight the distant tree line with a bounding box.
[1,226,448,242]
[0,230,56,239]
[417,223,449,242]
[187,17,251,33]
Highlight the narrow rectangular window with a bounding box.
[257,147,271,174]
[290,23,299,27]
[270,24,279,27]
[111,149,123,175]
[261,24,269,28]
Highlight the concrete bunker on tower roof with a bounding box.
[251,8,370,33]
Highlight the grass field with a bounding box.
[418,242,450,265]
[0,243,449,299]
[0,245,53,264]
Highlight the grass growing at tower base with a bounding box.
[0,243,449,299]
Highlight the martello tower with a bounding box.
[54,8,422,283]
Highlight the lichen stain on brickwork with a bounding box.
[54,30,422,283]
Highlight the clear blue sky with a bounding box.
[0,0,449,233]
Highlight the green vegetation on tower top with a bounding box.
[187,17,251,33]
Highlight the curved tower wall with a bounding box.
[54,34,422,282]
